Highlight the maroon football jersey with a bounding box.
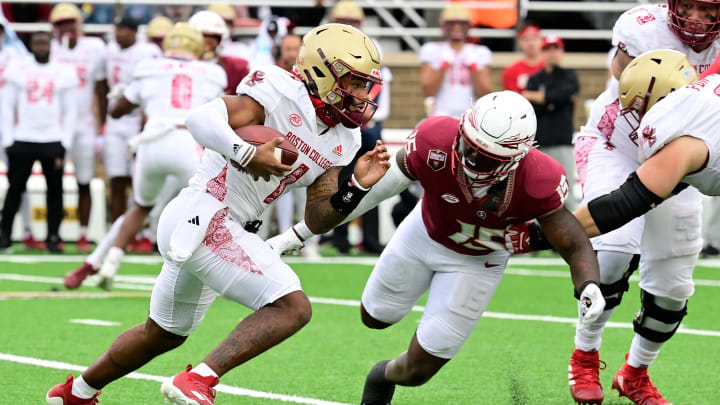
[220,55,250,95]
[405,115,568,256]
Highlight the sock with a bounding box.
[87,215,124,269]
[191,362,219,378]
[106,246,125,265]
[23,228,31,240]
[574,306,615,352]
[627,335,661,368]
[71,375,99,399]
[142,227,153,239]
[80,226,88,237]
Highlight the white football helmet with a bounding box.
[452,91,536,187]
[189,10,229,42]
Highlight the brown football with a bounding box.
[234,125,298,166]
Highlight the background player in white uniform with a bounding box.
[564,2,720,404]
[0,31,77,253]
[63,23,226,292]
[566,51,720,404]
[49,3,108,251]
[46,23,389,405]
[0,22,42,250]
[507,50,706,405]
[104,17,161,221]
[145,16,173,52]
[419,3,492,118]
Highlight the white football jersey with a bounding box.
[0,46,24,91]
[105,41,162,135]
[188,65,362,223]
[419,42,492,118]
[2,58,77,142]
[51,36,106,120]
[637,74,720,195]
[580,84,642,161]
[613,4,720,74]
[123,57,227,123]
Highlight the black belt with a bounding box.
[243,220,263,234]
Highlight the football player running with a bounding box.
[46,23,389,405]
[565,1,720,403]
[49,3,108,252]
[62,23,226,292]
[268,91,605,404]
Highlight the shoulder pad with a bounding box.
[522,149,567,200]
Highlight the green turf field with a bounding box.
[1,254,719,404]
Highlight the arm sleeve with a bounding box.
[185,97,255,163]
[60,86,77,149]
[544,70,579,104]
[1,82,17,148]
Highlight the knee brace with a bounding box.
[633,289,688,343]
[600,253,640,310]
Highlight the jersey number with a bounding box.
[111,65,122,86]
[27,80,54,104]
[170,74,193,109]
[448,64,471,86]
[76,66,87,88]
[448,220,505,252]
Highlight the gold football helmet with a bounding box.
[49,3,82,23]
[330,1,364,27]
[296,23,382,128]
[162,23,204,60]
[619,49,698,131]
[208,3,236,23]
[147,16,173,40]
[440,3,471,42]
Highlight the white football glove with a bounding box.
[578,281,605,331]
[266,227,305,255]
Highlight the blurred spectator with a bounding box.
[524,35,580,209]
[249,15,290,67]
[420,3,491,119]
[0,31,78,252]
[503,23,544,93]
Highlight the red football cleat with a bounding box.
[64,262,98,290]
[76,235,91,253]
[23,234,46,250]
[135,236,154,254]
[160,365,218,405]
[569,349,606,404]
[46,374,101,405]
[612,354,671,405]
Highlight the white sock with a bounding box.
[71,375,98,399]
[87,215,124,269]
[80,226,88,237]
[106,246,125,265]
[574,305,615,352]
[628,335,661,368]
[191,362,219,378]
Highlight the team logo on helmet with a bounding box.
[427,149,447,171]
[289,114,303,127]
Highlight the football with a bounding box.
[234,125,299,166]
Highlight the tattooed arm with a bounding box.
[537,206,601,290]
[304,166,346,234]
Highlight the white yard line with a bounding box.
[70,319,121,326]
[0,353,351,405]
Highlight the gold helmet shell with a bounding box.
[208,3,236,22]
[162,22,204,60]
[50,3,83,23]
[330,1,364,25]
[619,49,698,116]
[440,3,471,24]
[147,16,173,39]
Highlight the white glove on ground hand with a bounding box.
[578,282,605,330]
[266,227,305,255]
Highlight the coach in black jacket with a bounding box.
[524,35,580,209]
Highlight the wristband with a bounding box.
[292,221,314,242]
[233,143,257,168]
[330,174,371,215]
[574,280,600,300]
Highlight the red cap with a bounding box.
[518,25,541,37]
[542,35,564,49]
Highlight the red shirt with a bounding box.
[404,116,568,256]
[502,60,545,93]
